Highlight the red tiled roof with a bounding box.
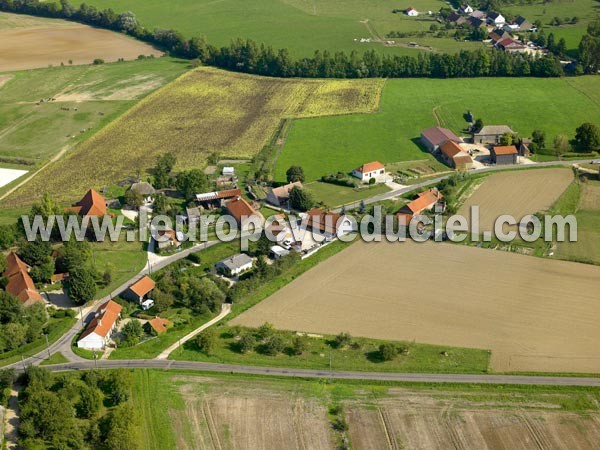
[3,252,44,307]
[74,189,107,217]
[493,145,519,155]
[129,276,155,297]
[354,161,385,174]
[78,300,122,341]
[148,317,173,334]
[226,197,261,224]
[440,140,463,158]
[398,189,443,215]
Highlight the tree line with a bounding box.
[0,0,569,78]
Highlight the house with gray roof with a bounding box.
[472,125,515,145]
[216,253,254,277]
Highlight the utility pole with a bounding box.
[79,306,84,327]
[93,352,98,369]
[20,353,26,371]
[45,334,51,360]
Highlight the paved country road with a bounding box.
[37,359,600,387]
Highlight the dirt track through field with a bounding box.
[458,168,573,232]
[0,22,161,72]
[232,240,600,373]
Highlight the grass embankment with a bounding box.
[0,316,75,367]
[40,351,69,365]
[175,326,490,374]
[276,77,600,182]
[555,178,600,264]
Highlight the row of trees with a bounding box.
[0,0,567,78]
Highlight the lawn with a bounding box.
[91,235,148,298]
[175,325,491,374]
[275,76,600,182]
[305,181,390,208]
[85,0,480,57]
[3,67,383,207]
[40,351,69,366]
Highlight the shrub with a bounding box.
[379,343,398,361]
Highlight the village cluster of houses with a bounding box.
[77,275,173,350]
[421,125,530,169]
[405,4,540,54]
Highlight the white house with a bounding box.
[487,12,505,26]
[222,167,235,176]
[77,300,122,351]
[351,161,386,183]
[216,253,254,277]
[459,4,473,14]
[405,7,418,16]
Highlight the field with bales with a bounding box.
[2,67,384,206]
[275,76,600,182]
[0,12,161,72]
[232,240,600,374]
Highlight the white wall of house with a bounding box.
[77,333,107,351]
[351,168,386,182]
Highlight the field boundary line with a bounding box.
[377,407,398,450]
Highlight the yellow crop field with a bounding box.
[5,67,383,205]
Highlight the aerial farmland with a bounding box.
[2,0,600,448]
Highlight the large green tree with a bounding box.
[289,186,314,212]
[68,267,97,305]
[575,123,600,151]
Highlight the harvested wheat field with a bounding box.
[457,168,573,232]
[170,380,333,450]
[232,240,600,373]
[5,67,383,205]
[346,388,600,450]
[0,13,161,72]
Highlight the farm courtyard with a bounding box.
[231,240,600,374]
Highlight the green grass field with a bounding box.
[275,76,600,182]
[556,179,600,264]
[306,181,390,207]
[174,325,491,374]
[86,0,483,57]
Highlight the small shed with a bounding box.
[222,167,235,176]
[490,145,518,165]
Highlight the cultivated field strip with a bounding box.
[457,168,574,232]
[232,240,600,373]
[5,67,383,205]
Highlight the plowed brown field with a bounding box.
[457,168,573,233]
[232,240,600,373]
